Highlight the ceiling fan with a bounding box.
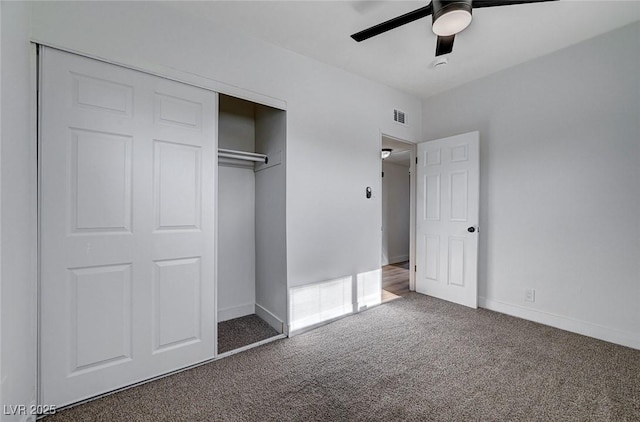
[351,0,558,57]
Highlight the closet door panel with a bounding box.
[153,140,202,231]
[40,47,217,407]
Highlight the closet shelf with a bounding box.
[218,148,268,164]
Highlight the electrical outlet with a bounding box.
[525,288,536,303]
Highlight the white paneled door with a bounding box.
[39,48,217,406]
[416,132,479,308]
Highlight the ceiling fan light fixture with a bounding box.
[381,148,392,159]
[432,0,473,37]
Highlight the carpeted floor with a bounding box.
[46,293,640,421]
[218,314,280,354]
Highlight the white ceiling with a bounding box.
[384,149,412,166]
[167,1,640,100]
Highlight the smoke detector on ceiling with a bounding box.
[430,57,448,69]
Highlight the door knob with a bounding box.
[467,226,476,233]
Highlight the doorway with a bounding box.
[380,135,415,302]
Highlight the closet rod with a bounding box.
[218,148,268,164]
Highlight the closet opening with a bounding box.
[217,94,287,354]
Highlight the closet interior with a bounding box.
[217,94,287,354]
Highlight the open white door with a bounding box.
[416,132,479,308]
[39,48,216,406]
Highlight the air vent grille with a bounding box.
[394,109,406,125]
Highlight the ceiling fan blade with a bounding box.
[473,0,559,8]
[436,35,455,56]
[351,4,433,42]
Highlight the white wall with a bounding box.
[218,166,256,321]
[1,1,38,420]
[218,95,256,152]
[217,96,257,321]
[255,105,287,328]
[381,161,410,266]
[421,23,640,349]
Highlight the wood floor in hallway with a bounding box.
[382,261,410,303]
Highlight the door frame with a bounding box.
[32,42,289,408]
[379,133,417,292]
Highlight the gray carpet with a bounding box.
[47,293,640,421]
[218,314,280,354]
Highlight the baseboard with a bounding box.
[357,296,381,311]
[389,255,409,264]
[288,310,354,337]
[255,303,285,334]
[218,303,254,322]
[479,297,640,350]
[216,333,287,359]
[288,301,356,335]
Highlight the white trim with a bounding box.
[217,303,255,322]
[0,0,3,409]
[255,303,285,335]
[30,39,287,111]
[33,43,43,407]
[288,298,388,337]
[357,297,379,312]
[288,311,354,338]
[216,333,286,359]
[409,142,416,291]
[479,297,640,350]
[291,302,352,333]
[212,90,220,359]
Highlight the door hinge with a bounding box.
[414,265,417,272]
[415,156,418,164]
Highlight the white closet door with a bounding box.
[39,48,217,406]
